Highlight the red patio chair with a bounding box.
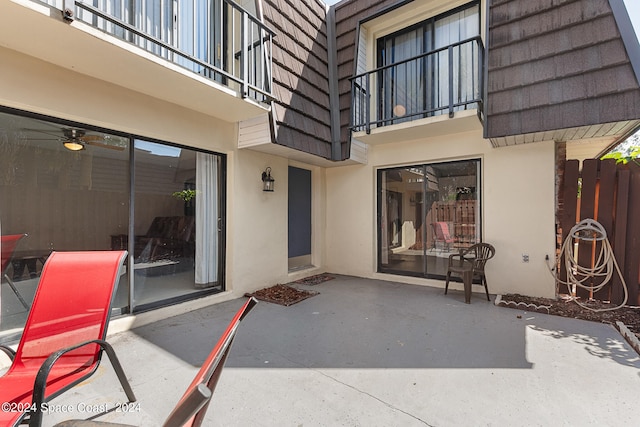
[1,233,30,309]
[0,250,135,427]
[431,222,454,252]
[52,296,259,427]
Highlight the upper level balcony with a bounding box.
[350,36,485,145]
[1,0,274,122]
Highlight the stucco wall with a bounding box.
[228,150,289,292]
[0,46,327,298]
[483,140,557,298]
[228,152,328,292]
[0,47,236,152]
[1,43,556,303]
[325,129,557,299]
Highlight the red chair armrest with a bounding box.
[30,339,136,427]
[0,344,16,361]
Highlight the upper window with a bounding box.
[373,1,481,126]
[377,2,480,67]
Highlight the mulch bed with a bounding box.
[498,293,640,341]
[245,284,319,306]
[245,274,334,306]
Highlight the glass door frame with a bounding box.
[0,106,227,317]
[128,137,227,313]
[376,159,482,280]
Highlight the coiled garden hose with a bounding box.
[547,219,628,312]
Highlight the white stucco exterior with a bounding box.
[0,42,557,312]
[0,45,327,301]
[0,0,565,334]
[325,127,558,299]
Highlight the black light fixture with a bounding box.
[262,167,274,192]
[62,129,86,151]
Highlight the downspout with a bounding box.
[327,5,342,161]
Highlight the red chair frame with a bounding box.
[0,251,135,427]
[167,296,257,427]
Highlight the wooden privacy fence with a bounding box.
[432,200,477,248]
[560,159,640,306]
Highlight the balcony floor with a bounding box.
[353,109,483,145]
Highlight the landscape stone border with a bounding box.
[495,295,640,357]
[616,321,640,355]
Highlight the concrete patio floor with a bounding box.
[37,275,640,426]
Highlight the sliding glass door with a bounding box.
[0,109,225,340]
[378,160,480,278]
[0,111,130,335]
[131,141,224,310]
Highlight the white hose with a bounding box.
[547,218,628,312]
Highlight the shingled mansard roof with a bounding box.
[262,0,333,159]
[263,0,640,158]
[486,0,640,146]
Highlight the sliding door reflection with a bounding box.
[378,160,480,279]
[131,141,222,310]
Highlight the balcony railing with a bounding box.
[350,36,484,134]
[44,0,274,106]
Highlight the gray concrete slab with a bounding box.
[37,275,640,426]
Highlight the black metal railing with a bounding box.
[350,36,484,133]
[45,0,273,106]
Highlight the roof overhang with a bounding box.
[489,120,640,150]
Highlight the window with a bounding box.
[376,1,481,125]
[79,1,174,55]
[378,159,481,279]
[131,140,224,311]
[0,110,225,341]
[66,0,271,104]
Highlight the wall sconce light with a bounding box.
[262,167,274,192]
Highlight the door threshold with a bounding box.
[288,264,314,273]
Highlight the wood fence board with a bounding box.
[612,169,630,305]
[577,159,598,298]
[562,158,638,306]
[559,160,580,292]
[594,159,616,300]
[624,164,640,305]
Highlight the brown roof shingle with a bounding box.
[263,0,332,158]
[487,0,640,138]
